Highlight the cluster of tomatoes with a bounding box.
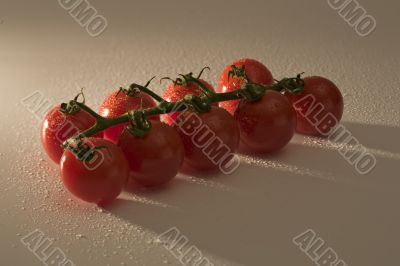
[41,58,344,205]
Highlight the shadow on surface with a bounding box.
[107,121,400,266]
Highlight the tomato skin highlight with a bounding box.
[60,138,129,205]
[99,90,159,143]
[41,105,101,164]
[175,107,239,171]
[161,79,215,125]
[234,90,296,153]
[118,121,184,187]
[217,58,274,115]
[285,76,344,136]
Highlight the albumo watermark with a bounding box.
[58,0,108,37]
[157,227,214,266]
[327,0,376,37]
[294,94,376,175]
[21,229,76,266]
[21,90,53,122]
[171,103,241,175]
[21,90,105,171]
[293,229,348,266]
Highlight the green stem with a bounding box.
[130,83,164,102]
[188,78,214,98]
[65,75,304,147]
[75,102,105,121]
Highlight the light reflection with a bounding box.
[238,154,339,183]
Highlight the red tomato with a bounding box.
[41,105,101,164]
[175,107,239,171]
[285,76,344,136]
[118,121,184,187]
[60,138,129,205]
[99,90,158,143]
[217,58,274,115]
[162,79,215,125]
[234,90,296,153]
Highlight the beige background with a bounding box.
[0,0,399,265]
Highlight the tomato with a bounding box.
[217,58,274,115]
[234,90,296,153]
[60,138,129,205]
[99,90,158,143]
[175,106,239,172]
[118,121,184,187]
[285,76,344,136]
[162,79,215,125]
[41,105,101,164]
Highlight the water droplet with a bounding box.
[75,234,85,239]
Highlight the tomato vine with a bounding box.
[62,69,305,157]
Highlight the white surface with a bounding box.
[0,0,399,265]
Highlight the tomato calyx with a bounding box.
[117,86,140,97]
[118,76,161,100]
[228,64,251,83]
[161,75,190,87]
[274,73,305,93]
[161,67,210,86]
[63,138,109,162]
[235,82,266,102]
[161,67,214,98]
[117,77,165,104]
[183,94,212,113]
[59,89,86,114]
[126,109,152,137]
